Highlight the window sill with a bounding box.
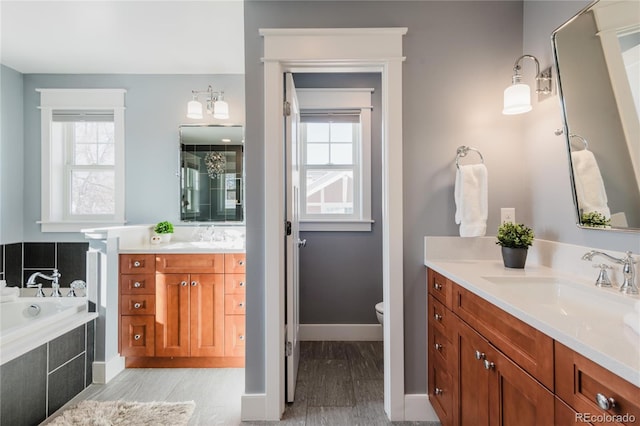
[38,220,126,233]
[300,220,374,232]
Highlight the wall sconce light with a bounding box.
[503,54,552,115]
[187,85,230,120]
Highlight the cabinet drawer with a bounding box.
[225,294,246,315]
[225,315,245,357]
[555,396,592,426]
[120,294,155,315]
[120,315,155,357]
[555,342,640,426]
[429,322,453,368]
[225,253,246,274]
[452,283,554,390]
[428,355,454,426]
[120,254,155,274]
[428,268,453,309]
[224,274,246,294]
[120,273,155,294]
[428,295,453,337]
[156,254,224,273]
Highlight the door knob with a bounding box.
[298,238,307,248]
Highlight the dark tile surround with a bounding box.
[0,242,88,288]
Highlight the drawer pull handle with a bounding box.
[434,387,443,396]
[239,335,245,341]
[239,282,245,287]
[239,302,244,307]
[434,283,443,290]
[181,281,187,287]
[134,303,142,309]
[596,393,616,410]
[434,313,442,321]
[239,260,245,266]
[475,350,486,360]
[134,282,142,288]
[483,359,495,370]
[191,281,197,287]
[434,343,443,351]
[134,334,141,341]
[133,261,141,267]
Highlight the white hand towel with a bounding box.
[454,164,488,237]
[571,150,611,218]
[0,286,19,303]
[623,312,640,336]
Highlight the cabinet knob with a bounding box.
[434,313,442,321]
[239,335,245,341]
[134,282,141,288]
[181,281,188,287]
[475,350,486,360]
[238,260,245,266]
[434,387,443,396]
[239,281,245,287]
[134,303,142,309]
[191,281,197,287]
[239,302,245,308]
[483,359,495,370]
[434,283,443,290]
[434,343,443,351]
[133,261,141,267]
[134,334,141,341]
[595,393,616,410]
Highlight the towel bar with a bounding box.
[456,146,484,169]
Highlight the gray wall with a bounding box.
[0,65,24,244]
[20,74,244,242]
[294,73,383,325]
[244,0,525,395]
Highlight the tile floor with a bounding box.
[43,341,439,425]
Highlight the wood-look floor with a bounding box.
[42,341,439,425]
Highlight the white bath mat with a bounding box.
[48,400,195,426]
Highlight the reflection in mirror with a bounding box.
[553,0,640,231]
[180,125,244,222]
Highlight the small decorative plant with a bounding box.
[581,212,611,228]
[496,222,534,249]
[154,221,174,235]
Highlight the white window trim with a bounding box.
[37,89,126,232]
[297,88,373,232]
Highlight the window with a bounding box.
[38,89,126,232]
[297,88,373,231]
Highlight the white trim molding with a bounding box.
[299,324,383,341]
[240,393,267,421]
[91,354,125,384]
[404,394,440,422]
[256,27,406,422]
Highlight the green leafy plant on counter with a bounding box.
[496,222,534,249]
[154,221,174,234]
[581,212,611,228]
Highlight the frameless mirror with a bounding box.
[552,0,640,231]
[179,125,244,222]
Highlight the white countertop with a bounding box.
[119,241,245,254]
[424,258,640,387]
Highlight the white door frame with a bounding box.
[260,28,407,421]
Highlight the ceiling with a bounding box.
[0,1,245,74]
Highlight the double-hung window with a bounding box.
[297,88,373,231]
[38,89,126,232]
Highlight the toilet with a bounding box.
[375,302,384,325]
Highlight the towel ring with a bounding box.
[569,134,588,151]
[456,146,484,169]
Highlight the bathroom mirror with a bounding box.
[179,125,244,222]
[553,0,640,231]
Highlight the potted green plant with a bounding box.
[580,212,611,228]
[496,222,534,268]
[154,221,174,243]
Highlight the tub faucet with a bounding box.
[26,269,62,297]
[581,250,638,295]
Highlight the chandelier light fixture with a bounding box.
[204,152,226,178]
[187,85,230,120]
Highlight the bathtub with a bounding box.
[0,297,98,365]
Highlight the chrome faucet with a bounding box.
[581,251,638,295]
[26,269,62,297]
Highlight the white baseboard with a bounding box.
[404,394,440,422]
[241,393,267,421]
[92,355,125,384]
[299,324,382,341]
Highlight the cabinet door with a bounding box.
[488,347,554,426]
[456,318,491,426]
[190,274,225,357]
[225,315,246,357]
[156,273,190,357]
